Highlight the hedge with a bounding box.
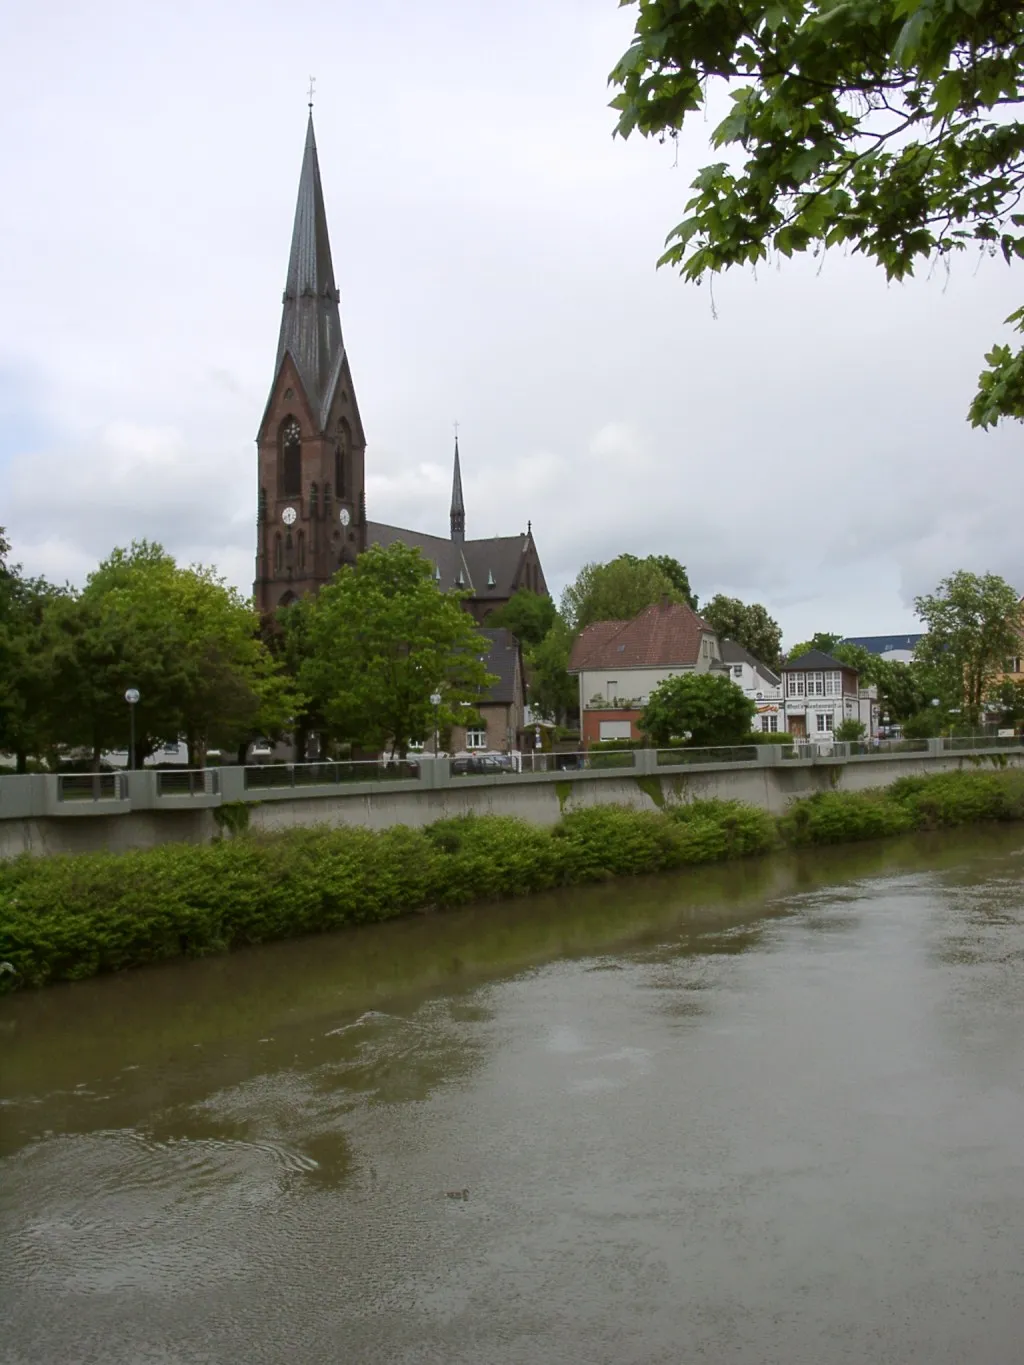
[1,770,1022,992]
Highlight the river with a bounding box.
[1,829,1023,1364]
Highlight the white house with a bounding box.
[781,649,863,738]
[568,599,727,745]
[720,640,784,734]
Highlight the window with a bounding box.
[1007,656,1022,674]
[825,671,840,696]
[787,673,806,698]
[702,638,708,657]
[466,729,487,749]
[297,530,306,571]
[280,418,301,497]
[606,680,618,700]
[335,420,350,499]
[816,713,832,733]
[599,719,632,741]
[733,665,743,678]
[274,534,283,574]
[761,714,778,733]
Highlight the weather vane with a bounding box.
[307,75,316,110]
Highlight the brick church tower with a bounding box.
[254,112,367,613]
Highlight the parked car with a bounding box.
[451,752,511,776]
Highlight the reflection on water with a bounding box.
[1,828,1023,1364]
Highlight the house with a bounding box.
[447,628,526,755]
[782,648,872,738]
[840,633,924,664]
[720,640,784,734]
[568,599,727,746]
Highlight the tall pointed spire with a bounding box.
[275,111,345,427]
[450,434,466,542]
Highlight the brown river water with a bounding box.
[1,828,1023,1364]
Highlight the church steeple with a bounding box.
[450,435,465,542]
[254,109,367,616]
[275,111,344,427]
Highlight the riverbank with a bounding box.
[2,769,1023,992]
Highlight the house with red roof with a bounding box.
[568,598,728,746]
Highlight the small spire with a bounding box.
[450,430,466,543]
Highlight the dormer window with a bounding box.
[487,570,495,587]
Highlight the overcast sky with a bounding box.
[1,0,1020,646]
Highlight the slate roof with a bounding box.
[274,113,347,429]
[568,600,712,672]
[365,523,530,600]
[450,437,465,541]
[477,628,521,704]
[781,648,852,672]
[841,633,925,656]
[461,535,530,599]
[720,638,781,686]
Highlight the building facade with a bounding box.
[781,649,866,737]
[254,113,546,618]
[720,639,784,733]
[568,600,727,745]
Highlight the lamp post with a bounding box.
[125,688,140,770]
[430,692,442,758]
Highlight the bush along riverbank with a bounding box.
[2,769,1023,992]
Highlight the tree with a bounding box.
[835,718,866,741]
[299,542,496,757]
[640,671,757,746]
[610,0,1024,427]
[42,543,294,767]
[785,632,843,662]
[0,533,68,771]
[987,677,1024,728]
[914,570,1023,723]
[623,553,698,609]
[525,616,578,723]
[701,594,783,668]
[562,555,693,631]
[486,588,557,646]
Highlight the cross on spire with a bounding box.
[307,75,316,109]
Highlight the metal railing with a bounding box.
[848,738,930,757]
[243,758,421,790]
[57,772,127,803]
[156,768,220,797]
[942,734,1024,752]
[656,744,760,767]
[519,749,636,774]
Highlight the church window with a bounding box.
[298,530,306,571]
[335,420,351,499]
[280,418,301,497]
[274,534,283,574]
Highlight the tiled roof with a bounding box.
[568,600,709,671]
[477,627,521,704]
[781,648,851,672]
[365,522,471,591]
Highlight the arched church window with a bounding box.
[298,530,306,571]
[335,420,351,500]
[274,534,283,574]
[280,417,302,498]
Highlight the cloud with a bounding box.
[1,0,1021,647]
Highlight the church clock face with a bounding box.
[339,507,351,527]
[281,506,297,526]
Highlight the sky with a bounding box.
[1,0,1020,648]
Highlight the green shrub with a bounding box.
[777,790,915,845]
[2,769,1022,993]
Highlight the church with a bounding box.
[253,112,547,622]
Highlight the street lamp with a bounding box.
[430,692,442,757]
[125,688,140,770]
